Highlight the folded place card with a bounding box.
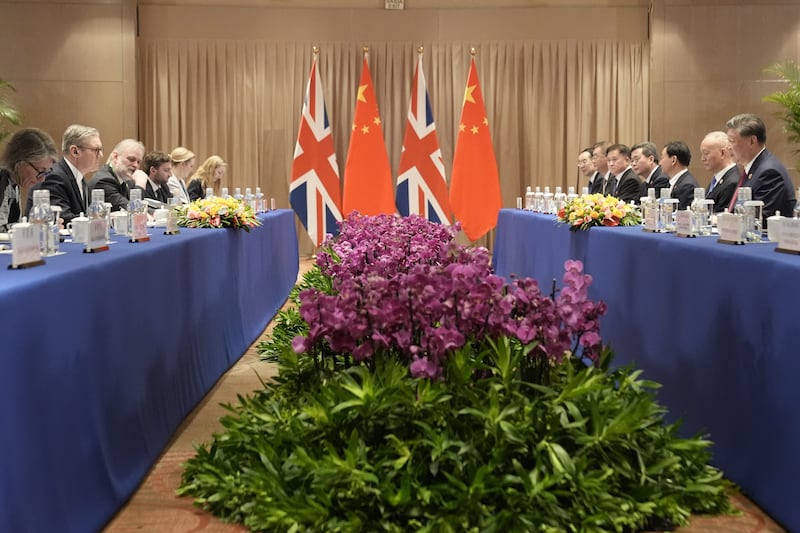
[776,218,800,254]
[717,212,745,245]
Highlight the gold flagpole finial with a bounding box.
[470,47,477,56]
[417,46,424,54]
[312,45,319,55]
[363,45,369,55]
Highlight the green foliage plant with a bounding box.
[180,340,734,532]
[763,60,800,165]
[0,79,21,143]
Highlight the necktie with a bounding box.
[9,198,20,225]
[81,179,89,211]
[708,175,717,193]
[727,169,748,212]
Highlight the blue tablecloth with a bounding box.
[493,208,800,532]
[0,210,299,533]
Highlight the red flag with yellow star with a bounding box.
[342,56,395,216]
[449,56,501,241]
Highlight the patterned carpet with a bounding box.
[103,258,788,533]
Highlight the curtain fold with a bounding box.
[137,38,649,254]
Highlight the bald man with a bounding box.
[700,131,739,213]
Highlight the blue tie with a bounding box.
[708,175,717,192]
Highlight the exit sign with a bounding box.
[385,0,404,9]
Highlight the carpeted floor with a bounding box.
[104,257,788,533]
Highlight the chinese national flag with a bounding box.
[342,56,395,216]
[449,56,502,241]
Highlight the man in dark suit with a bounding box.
[661,141,699,210]
[87,139,145,212]
[141,151,173,206]
[632,141,669,199]
[606,143,642,204]
[577,147,597,193]
[725,113,796,219]
[699,131,739,213]
[590,141,611,195]
[34,124,104,224]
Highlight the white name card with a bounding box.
[85,218,108,252]
[777,218,800,254]
[10,222,44,268]
[717,212,745,244]
[643,207,657,231]
[130,212,149,242]
[675,210,694,237]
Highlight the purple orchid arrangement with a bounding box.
[292,214,606,379]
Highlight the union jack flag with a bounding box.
[396,54,451,224]
[290,57,343,246]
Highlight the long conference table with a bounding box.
[492,208,800,532]
[0,210,299,533]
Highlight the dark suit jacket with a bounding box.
[144,180,173,205]
[743,149,797,219]
[639,165,670,199]
[34,158,86,224]
[705,165,739,213]
[612,168,642,204]
[588,171,604,195]
[187,179,205,202]
[669,170,699,210]
[87,164,130,212]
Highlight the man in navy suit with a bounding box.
[632,141,669,199]
[661,141,699,210]
[699,131,739,213]
[577,147,597,193]
[33,125,104,224]
[590,141,611,195]
[606,143,642,204]
[725,113,796,219]
[141,151,173,206]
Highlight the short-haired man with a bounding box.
[35,124,104,224]
[725,113,796,218]
[605,143,642,204]
[660,141,699,210]
[699,131,739,213]
[577,147,597,192]
[631,142,669,199]
[590,141,611,195]
[141,151,173,205]
[87,139,145,211]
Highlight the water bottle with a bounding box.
[733,187,752,241]
[205,187,214,199]
[245,187,256,212]
[567,186,578,202]
[127,188,146,238]
[86,189,108,246]
[29,189,52,255]
[553,187,567,213]
[543,187,554,214]
[221,187,229,199]
[255,187,265,213]
[234,187,243,201]
[581,186,589,196]
[533,186,543,212]
[690,188,707,235]
[658,188,677,232]
[524,186,534,211]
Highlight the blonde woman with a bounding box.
[186,155,226,201]
[167,147,195,203]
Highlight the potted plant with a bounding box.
[0,79,21,143]
[763,60,800,165]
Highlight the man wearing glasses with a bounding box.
[35,124,104,224]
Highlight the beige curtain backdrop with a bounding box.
[137,38,648,254]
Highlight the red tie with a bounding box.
[727,168,748,212]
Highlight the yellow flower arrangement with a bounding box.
[176,196,261,231]
[557,193,641,231]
